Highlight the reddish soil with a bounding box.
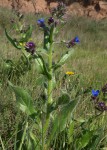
[0,0,107,19]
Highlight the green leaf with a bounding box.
[89,128,104,149]
[34,54,52,80]
[35,57,44,73]
[68,121,74,144]
[26,132,39,150]
[47,99,79,145]
[3,59,13,72]
[56,92,71,106]
[9,82,36,116]
[53,49,74,70]
[5,29,21,49]
[44,27,50,51]
[77,130,94,149]
[19,25,33,43]
[52,74,56,89]
[35,76,47,86]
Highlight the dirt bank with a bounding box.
[0,0,107,19]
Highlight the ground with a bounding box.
[0,0,107,19]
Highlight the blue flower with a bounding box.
[66,36,80,48]
[74,36,80,43]
[92,90,100,97]
[37,18,45,27]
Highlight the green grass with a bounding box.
[0,7,107,149]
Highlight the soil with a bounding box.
[0,0,107,19]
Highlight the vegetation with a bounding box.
[0,4,107,149]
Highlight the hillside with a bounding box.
[0,0,107,19]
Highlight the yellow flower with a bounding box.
[29,38,32,41]
[19,42,23,46]
[66,71,75,75]
[19,42,25,46]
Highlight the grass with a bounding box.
[0,7,107,149]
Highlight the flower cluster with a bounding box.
[66,37,80,48]
[37,17,80,51]
[25,41,36,55]
[66,71,75,75]
[48,17,54,25]
[102,83,107,95]
[37,17,58,29]
[50,2,66,19]
[37,18,45,28]
[91,89,107,111]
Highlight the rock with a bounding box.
[88,10,98,18]
[98,1,107,11]
[0,0,11,9]
[96,12,106,19]
[21,0,49,13]
[86,5,95,11]
[0,0,107,20]
[49,2,58,9]
[94,3,100,12]
[67,2,84,16]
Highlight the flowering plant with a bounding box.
[3,3,106,150]
[4,4,80,149]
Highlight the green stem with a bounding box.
[19,122,28,150]
[0,135,5,150]
[41,111,44,150]
[48,43,53,104]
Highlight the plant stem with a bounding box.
[42,111,44,150]
[0,135,5,150]
[48,43,53,104]
[19,121,28,150]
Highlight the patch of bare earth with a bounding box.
[0,0,107,19]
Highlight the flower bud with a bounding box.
[25,41,36,55]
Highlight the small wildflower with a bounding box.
[74,36,80,43]
[50,2,66,19]
[66,71,75,75]
[48,17,54,25]
[19,42,23,46]
[92,90,100,97]
[102,83,107,94]
[25,41,36,55]
[19,42,25,46]
[66,36,80,48]
[37,18,45,28]
[96,102,107,111]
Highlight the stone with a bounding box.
[49,2,58,9]
[99,1,107,11]
[0,0,107,20]
[96,12,106,19]
[88,10,98,18]
[67,2,84,16]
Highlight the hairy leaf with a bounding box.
[53,49,74,70]
[68,121,74,144]
[9,82,36,116]
[76,130,94,149]
[47,99,79,145]
[34,54,52,80]
[5,29,21,49]
[19,25,33,43]
[56,92,71,106]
